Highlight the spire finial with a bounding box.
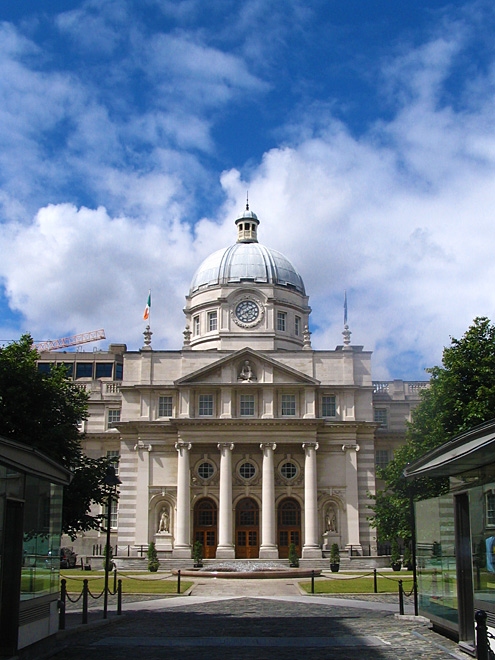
[246,191,249,211]
[343,290,352,348]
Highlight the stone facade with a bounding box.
[38,207,427,560]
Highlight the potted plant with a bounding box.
[330,543,340,572]
[193,541,203,568]
[390,539,402,571]
[103,543,115,571]
[289,543,299,567]
[147,541,159,572]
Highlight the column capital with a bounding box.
[302,442,319,452]
[342,444,360,452]
[175,441,192,452]
[134,440,152,452]
[217,442,235,454]
[260,442,277,452]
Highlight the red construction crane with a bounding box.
[35,329,106,352]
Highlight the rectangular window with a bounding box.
[277,311,286,331]
[281,394,296,416]
[107,409,121,425]
[198,394,213,416]
[240,394,255,417]
[374,408,388,427]
[208,311,217,332]
[75,363,93,379]
[37,363,52,374]
[159,395,173,417]
[321,395,336,417]
[58,362,74,377]
[295,316,301,336]
[487,491,495,526]
[115,363,123,380]
[107,450,120,475]
[375,449,391,470]
[193,315,200,336]
[95,363,113,379]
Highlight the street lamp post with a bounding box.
[103,465,121,619]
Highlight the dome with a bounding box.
[189,208,305,295]
[189,242,306,295]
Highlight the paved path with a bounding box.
[44,577,469,660]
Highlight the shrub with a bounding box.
[147,541,159,572]
[390,539,402,570]
[193,541,203,565]
[330,543,340,565]
[289,543,299,567]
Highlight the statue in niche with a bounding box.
[157,507,169,533]
[326,507,338,533]
[238,360,257,382]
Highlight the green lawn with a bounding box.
[61,571,193,595]
[300,573,414,594]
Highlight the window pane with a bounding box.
[240,394,255,416]
[208,311,217,332]
[115,363,123,380]
[374,408,388,427]
[159,396,173,417]
[199,394,213,416]
[375,450,391,470]
[58,362,74,377]
[107,450,120,475]
[108,409,121,424]
[37,363,52,374]
[281,394,296,416]
[198,462,214,479]
[95,363,113,379]
[322,395,336,417]
[281,462,297,479]
[239,462,256,480]
[277,312,286,331]
[295,316,301,336]
[76,363,93,379]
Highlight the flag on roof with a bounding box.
[143,291,151,320]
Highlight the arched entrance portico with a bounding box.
[235,498,259,558]
[277,498,301,559]
[193,498,217,559]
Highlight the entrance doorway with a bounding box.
[278,498,301,559]
[235,498,259,558]
[193,498,217,558]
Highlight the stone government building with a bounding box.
[38,206,427,561]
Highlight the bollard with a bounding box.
[374,569,378,594]
[82,579,88,624]
[113,567,117,594]
[177,569,181,594]
[59,579,66,630]
[413,580,418,617]
[311,570,315,594]
[398,580,404,615]
[117,579,122,615]
[476,610,490,660]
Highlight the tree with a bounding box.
[370,317,495,543]
[0,334,112,537]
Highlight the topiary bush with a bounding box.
[289,543,299,567]
[147,541,159,572]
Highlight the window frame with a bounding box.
[281,393,296,417]
[107,409,121,426]
[158,395,173,417]
[295,315,301,336]
[374,407,389,428]
[198,393,214,417]
[321,394,337,418]
[207,310,218,332]
[239,393,255,417]
[193,315,200,336]
[277,311,287,332]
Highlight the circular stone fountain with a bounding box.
[172,561,321,579]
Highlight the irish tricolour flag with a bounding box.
[143,291,151,320]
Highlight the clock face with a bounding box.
[235,300,259,323]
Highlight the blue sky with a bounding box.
[1,0,495,379]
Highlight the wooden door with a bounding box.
[235,498,259,559]
[278,498,301,559]
[193,498,217,559]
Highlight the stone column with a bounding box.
[133,441,151,550]
[342,444,362,554]
[216,442,235,558]
[302,442,322,558]
[259,442,278,559]
[173,440,192,558]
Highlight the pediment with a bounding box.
[175,348,319,386]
